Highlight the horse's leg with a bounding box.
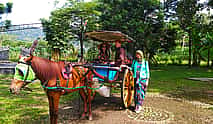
[90,90,96,101]
[47,90,61,124]
[79,88,87,119]
[87,88,93,120]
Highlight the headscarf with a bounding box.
[136,50,144,61]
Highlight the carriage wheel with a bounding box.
[121,69,134,108]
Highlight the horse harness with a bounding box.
[16,59,104,91]
[15,60,36,87]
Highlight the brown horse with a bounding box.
[10,55,96,124]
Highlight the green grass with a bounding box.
[0,75,79,124]
[0,78,48,124]
[149,65,213,104]
[0,65,213,123]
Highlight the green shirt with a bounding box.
[131,59,150,79]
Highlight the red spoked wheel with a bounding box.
[121,69,134,108]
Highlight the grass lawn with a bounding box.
[149,65,213,104]
[0,65,213,123]
[0,75,79,124]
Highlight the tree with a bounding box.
[0,2,13,31]
[208,0,213,7]
[0,3,5,14]
[6,2,13,13]
[162,0,178,21]
[0,2,13,21]
[96,0,177,62]
[41,1,100,61]
[176,0,202,67]
[203,32,213,67]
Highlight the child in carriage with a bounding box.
[98,43,110,63]
[132,50,150,113]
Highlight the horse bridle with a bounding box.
[17,59,36,87]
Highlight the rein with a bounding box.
[42,83,104,90]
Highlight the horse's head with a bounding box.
[10,56,36,94]
[10,38,39,94]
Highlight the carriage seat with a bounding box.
[61,64,72,80]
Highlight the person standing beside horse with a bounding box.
[132,50,150,113]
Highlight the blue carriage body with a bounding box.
[92,64,118,81]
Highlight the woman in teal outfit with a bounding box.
[132,50,150,113]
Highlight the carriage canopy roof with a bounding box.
[85,31,134,43]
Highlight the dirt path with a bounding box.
[55,93,213,124]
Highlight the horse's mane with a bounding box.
[31,56,64,83]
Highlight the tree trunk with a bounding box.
[182,36,185,51]
[198,53,201,66]
[207,47,210,67]
[211,48,213,68]
[211,60,213,68]
[192,48,199,67]
[192,48,197,66]
[188,33,192,67]
[51,48,60,61]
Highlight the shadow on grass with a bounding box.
[149,65,213,106]
[56,93,125,123]
[164,86,213,105]
[1,75,125,123]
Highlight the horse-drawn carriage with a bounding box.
[10,31,135,124]
[84,31,135,108]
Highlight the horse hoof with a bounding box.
[89,116,93,121]
[80,116,86,119]
[80,114,86,119]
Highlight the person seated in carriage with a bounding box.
[97,42,111,64]
[114,40,128,66]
